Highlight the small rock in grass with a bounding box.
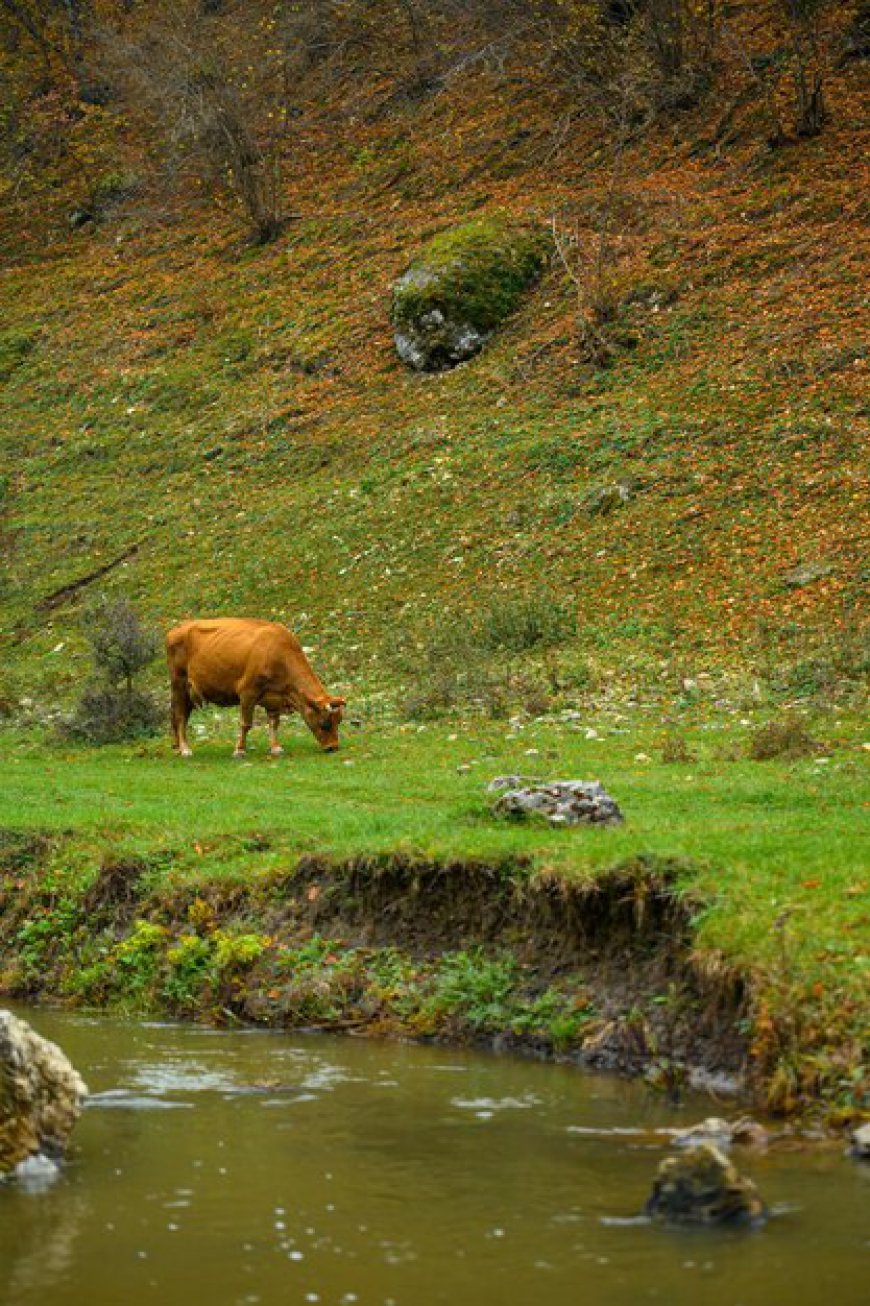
[782,559,834,589]
[645,1143,765,1226]
[585,481,634,517]
[488,778,623,828]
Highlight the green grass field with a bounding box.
[3,712,869,981]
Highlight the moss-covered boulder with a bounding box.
[391,216,548,371]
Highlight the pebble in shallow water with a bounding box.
[848,1122,870,1159]
[671,1116,770,1150]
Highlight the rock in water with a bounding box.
[645,1143,765,1226]
[672,1116,769,1150]
[849,1122,870,1159]
[0,1010,88,1175]
[671,1117,735,1149]
[488,777,623,827]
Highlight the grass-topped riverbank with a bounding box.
[1,711,868,1119]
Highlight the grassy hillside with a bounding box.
[1,7,869,714]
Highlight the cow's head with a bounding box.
[301,695,346,751]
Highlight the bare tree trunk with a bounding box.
[395,0,438,86]
[783,0,827,136]
[646,0,684,82]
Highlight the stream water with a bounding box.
[1,1005,868,1306]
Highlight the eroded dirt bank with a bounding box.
[0,833,749,1098]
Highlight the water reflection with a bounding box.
[1,1006,868,1306]
[2,1187,90,1301]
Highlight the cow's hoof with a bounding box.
[179,747,193,758]
[269,746,284,758]
[232,749,247,759]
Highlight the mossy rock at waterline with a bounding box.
[391,216,548,371]
[0,1010,88,1176]
[645,1143,766,1227]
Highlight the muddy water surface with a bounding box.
[1,1006,868,1306]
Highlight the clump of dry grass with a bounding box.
[747,714,821,761]
[660,733,696,764]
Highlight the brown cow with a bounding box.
[166,618,346,758]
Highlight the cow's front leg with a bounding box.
[267,712,283,757]
[234,694,257,758]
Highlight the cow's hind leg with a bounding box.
[234,692,258,758]
[267,712,283,757]
[171,677,194,758]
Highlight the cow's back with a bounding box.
[166,619,304,704]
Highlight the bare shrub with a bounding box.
[273,0,451,102]
[551,207,622,367]
[477,592,576,658]
[539,0,716,129]
[747,715,821,761]
[94,1,287,242]
[756,614,870,706]
[841,1,870,62]
[403,592,575,720]
[481,591,575,695]
[660,733,696,764]
[59,595,162,744]
[720,0,836,146]
[404,661,513,721]
[402,622,513,721]
[780,0,829,136]
[86,595,159,694]
[519,678,555,717]
[61,684,163,745]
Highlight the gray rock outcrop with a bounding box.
[393,267,488,370]
[645,1142,765,1226]
[585,481,635,517]
[488,777,623,827]
[782,559,834,589]
[0,1010,88,1176]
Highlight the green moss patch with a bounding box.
[391,215,548,370]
